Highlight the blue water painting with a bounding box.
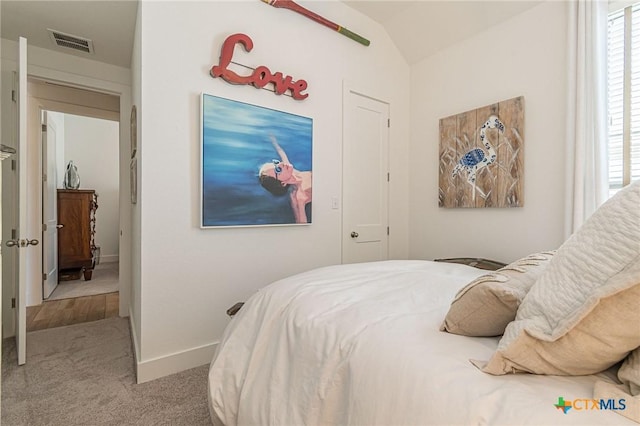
[201,94,313,227]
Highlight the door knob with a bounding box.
[5,239,39,248]
[350,231,359,238]
[56,224,64,229]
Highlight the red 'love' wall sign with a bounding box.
[210,33,309,101]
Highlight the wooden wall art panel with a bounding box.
[438,96,524,208]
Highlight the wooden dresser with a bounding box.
[57,189,98,281]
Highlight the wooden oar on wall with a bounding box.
[260,0,370,47]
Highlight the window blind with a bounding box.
[608,4,640,197]
[632,6,640,185]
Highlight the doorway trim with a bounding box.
[341,80,391,264]
[34,88,120,303]
[30,80,128,313]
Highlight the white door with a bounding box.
[42,112,58,298]
[15,37,31,365]
[342,86,389,264]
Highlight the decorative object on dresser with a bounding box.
[57,189,98,281]
[63,160,80,189]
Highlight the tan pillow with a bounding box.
[483,282,640,375]
[594,381,640,423]
[482,181,640,376]
[590,349,640,424]
[619,347,640,396]
[440,251,555,337]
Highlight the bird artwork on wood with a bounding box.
[451,115,504,199]
[438,96,524,208]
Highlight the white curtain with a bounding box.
[565,0,609,238]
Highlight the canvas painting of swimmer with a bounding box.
[201,94,313,227]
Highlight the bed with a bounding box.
[208,182,640,425]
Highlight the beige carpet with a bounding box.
[48,262,119,301]
[2,317,211,425]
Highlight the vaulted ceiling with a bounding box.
[344,1,542,64]
[1,1,541,68]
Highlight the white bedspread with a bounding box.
[208,260,633,425]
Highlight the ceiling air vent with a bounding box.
[47,29,94,54]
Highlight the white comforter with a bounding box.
[208,260,633,425]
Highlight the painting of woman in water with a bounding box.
[258,135,312,223]
[201,94,313,227]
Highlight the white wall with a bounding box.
[134,1,410,380]
[63,114,120,263]
[408,1,568,263]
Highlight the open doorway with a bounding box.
[24,79,121,332]
[44,112,120,299]
[1,40,132,366]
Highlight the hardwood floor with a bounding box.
[26,292,119,332]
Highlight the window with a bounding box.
[608,3,640,197]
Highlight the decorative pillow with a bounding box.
[482,181,640,375]
[619,347,640,396]
[440,251,555,337]
[594,380,640,423]
[591,349,640,423]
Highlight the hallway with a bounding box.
[26,292,118,332]
[49,262,118,300]
[26,262,120,332]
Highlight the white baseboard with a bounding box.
[100,255,119,263]
[135,340,219,384]
[127,307,218,383]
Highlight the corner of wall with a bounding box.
[128,306,141,381]
[135,340,218,384]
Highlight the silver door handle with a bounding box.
[350,232,359,238]
[56,224,64,229]
[5,239,39,247]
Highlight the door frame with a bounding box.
[16,37,28,365]
[41,111,59,299]
[30,81,121,305]
[341,80,391,264]
[1,43,132,338]
[31,84,121,306]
